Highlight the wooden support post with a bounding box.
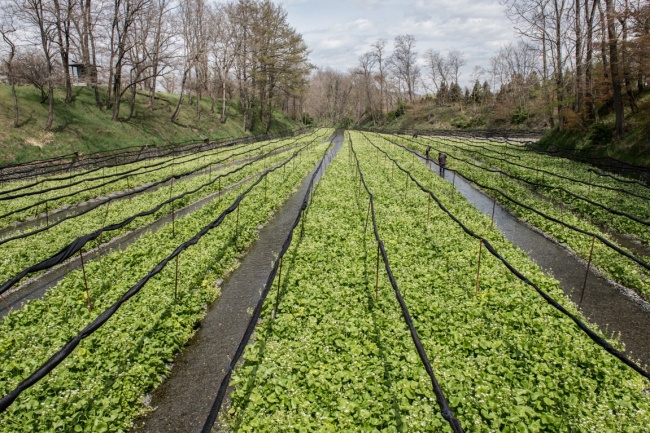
[97,201,111,246]
[264,175,268,203]
[364,198,371,233]
[79,249,93,312]
[426,194,431,227]
[579,236,597,305]
[170,178,175,237]
[272,258,283,319]
[404,172,409,199]
[453,171,456,186]
[375,242,380,302]
[236,204,240,238]
[491,196,497,226]
[174,254,179,301]
[0,294,10,312]
[475,239,484,296]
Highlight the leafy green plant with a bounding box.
[0,132,333,432]
[224,132,650,432]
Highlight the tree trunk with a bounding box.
[541,10,555,127]
[45,82,54,130]
[221,79,227,122]
[619,2,638,113]
[598,0,610,80]
[585,0,597,122]
[605,0,625,136]
[575,0,583,115]
[171,68,189,123]
[1,32,19,127]
[554,0,565,130]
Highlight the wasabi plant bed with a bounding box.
[384,133,650,302]
[0,133,332,432]
[0,131,329,289]
[223,132,650,432]
[414,133,650,245]
[0,133,318,229]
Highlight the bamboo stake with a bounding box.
[272,258,283,319]
[475,239,483,296]
[79,249,93,312]
[375,243,380,302]
[580,236,597,305]
[235,204,240,238]
[174,254,179,301]
[364,198,371,234]
[170,177,175,237]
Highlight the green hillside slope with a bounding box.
[0,84,301,166]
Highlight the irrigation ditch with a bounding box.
[130,130,344,433]
[0,136,304,240]
[402,138,650,369]
[0,136,322,319]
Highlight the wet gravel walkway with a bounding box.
[426,158,650,369]
[130,131,344,433]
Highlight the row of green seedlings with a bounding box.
[0,139,331,432]
[224,133,650,432]
[0,133,303,229]
[0,131,330,294]
[420,134,650,245]
[386,133,650,302]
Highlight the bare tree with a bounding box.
[605,0,625,135]
[356,51,377,124]
[0,10,19,127]
[447,48,466,86]
[371,38,387,116]
[424,49,448,94]
[146,0,175,111]
[108,0,152,121]
[16,0,57,130]
[388,34,419,102]
[52,0,74,103]
[211,3,239,122]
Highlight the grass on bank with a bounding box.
[0,84,301,166]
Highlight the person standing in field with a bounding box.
[438,152,447,177]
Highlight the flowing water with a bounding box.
[427,158,650,369]
[130,131,344,433]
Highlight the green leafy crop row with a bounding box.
[0,131,329,285]
[390,134,650,301]
[0,134,332,432]
[225,132,649,432]
[0,134,307,228]
[436,135,650,245]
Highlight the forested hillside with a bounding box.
[0,0,310,165]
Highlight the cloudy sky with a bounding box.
[280,0,519,88]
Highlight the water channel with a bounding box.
[130,130,344,433]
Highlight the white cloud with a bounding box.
[282,0,518,87]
